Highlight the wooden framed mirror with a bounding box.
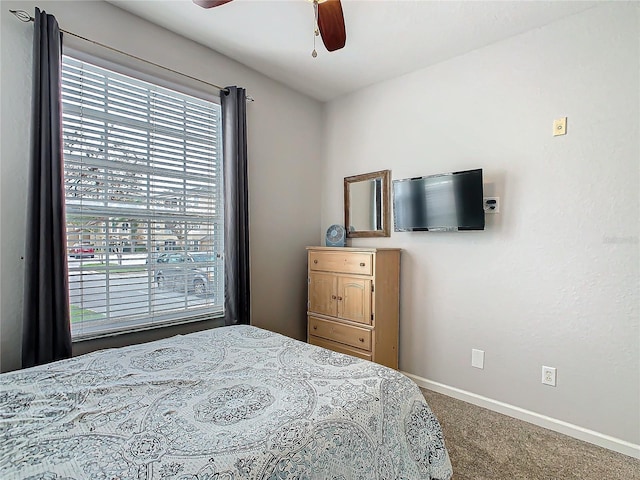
[344,170,391,238]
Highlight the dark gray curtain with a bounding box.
[221,86,250,326]
[22,8,71,368]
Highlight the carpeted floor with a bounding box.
[421,389,640,480]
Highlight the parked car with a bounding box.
[154,252,218,296]
[70,242,95,259]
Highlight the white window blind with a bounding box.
[61,55,224,340]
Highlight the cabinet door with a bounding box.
[308,272,337,317]
[337,276,371,325]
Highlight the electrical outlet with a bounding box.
[542,366,557,386]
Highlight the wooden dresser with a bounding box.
[306,246,400,369]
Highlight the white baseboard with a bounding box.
[403,372,640,460]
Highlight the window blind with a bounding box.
[61,55,224,340]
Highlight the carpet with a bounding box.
[421,389,640,480]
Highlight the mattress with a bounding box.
[0,324,452,479]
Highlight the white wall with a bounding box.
[0,1,323,371]
[322,4,639,446]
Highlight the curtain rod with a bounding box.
[10,9,254,102]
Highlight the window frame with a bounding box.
[61,48,226,342]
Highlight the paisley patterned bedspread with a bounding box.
[0,325,452,479]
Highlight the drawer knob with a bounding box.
[359,337,365,342]
[337,296,343,301]
[313,259,318,264]
[313,325,317,330]
[360,262,365,267]
[331,295,337,300]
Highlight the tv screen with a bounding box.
[393,168,485,231]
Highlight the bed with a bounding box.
[0,325,452,479]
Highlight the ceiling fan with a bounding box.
[193,0,347,56]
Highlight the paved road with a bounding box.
[68,257,220,335]
[69,271,213,315]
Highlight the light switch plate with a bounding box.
[553,117,567,136]
[472,349,485,369]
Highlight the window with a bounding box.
[61,55,224,340]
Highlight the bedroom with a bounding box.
[0,0,638,478]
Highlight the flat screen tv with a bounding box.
[393,168,485,231]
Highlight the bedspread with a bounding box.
[0,325,452,479]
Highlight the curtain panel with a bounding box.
[221,86,250,326]
[22,8,72,368]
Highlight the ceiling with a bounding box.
[108,0,597,102]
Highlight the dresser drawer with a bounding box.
[309,251,373,275]
[309,335,372,362]
[308,316,372,351]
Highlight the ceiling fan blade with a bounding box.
[193,0,233,8]
[318,0,346,52]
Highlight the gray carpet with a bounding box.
[421,389,640,480]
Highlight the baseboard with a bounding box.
[403,372,640,460]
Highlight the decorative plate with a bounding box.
[325,224,346,247]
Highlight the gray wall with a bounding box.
[321,4,639,446]
[0,0,323,371]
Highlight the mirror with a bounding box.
[344,170,391,238]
